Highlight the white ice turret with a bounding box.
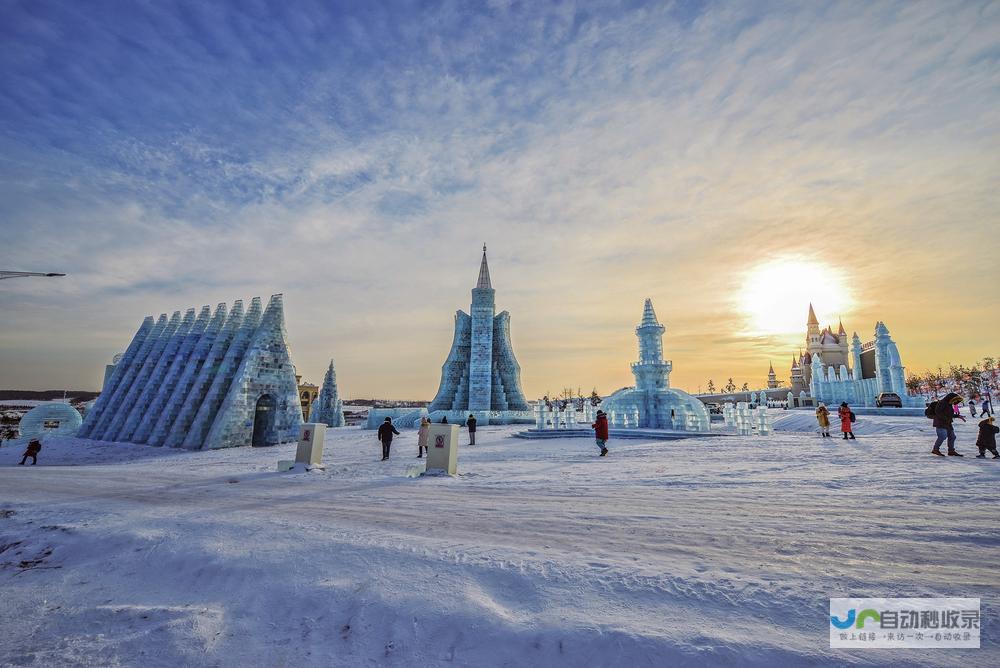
[632,299,672,391]
[809,352,824,400]
[851,332,863,381]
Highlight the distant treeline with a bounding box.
[344,399,428,407]
[0,390,100,402]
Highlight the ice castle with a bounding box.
[78,294,303,449]
[806,322,918,407]
[310,360,346,427]
[600,299,710,431]
[426,245,531,424]
[788,305,918,407]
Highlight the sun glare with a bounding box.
[738,259,852,335]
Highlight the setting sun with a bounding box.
[738,259,853,335]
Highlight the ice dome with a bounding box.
[18,403,83,439]
[600,299,710,432]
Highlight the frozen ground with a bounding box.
[1,412,997,667]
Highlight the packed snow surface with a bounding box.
[1,412,997,667]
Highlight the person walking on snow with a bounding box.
[838,402,856,440]
[970,399,978,417]
[592,410,609,456]
[416,416,430,458]
[377,417,400,461]
[981,396,994,417]
[815,403,831,437]
[975,416,999,459]
[931,392,966,457]
[18,438,42,465]
[466,414,477,445]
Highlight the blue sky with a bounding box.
[1,1,998,396]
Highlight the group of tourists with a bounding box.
[814,402,857,439]
[376,413,479,461]
[814,392,999,459]
[965,396,994,418]
[927,392,999,459]
[375,411,613,462]
[382,398,997,462]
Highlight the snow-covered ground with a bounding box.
[1,413,997,667]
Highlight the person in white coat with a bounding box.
[417,417,430,458]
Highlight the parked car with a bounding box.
[875,392,903,408]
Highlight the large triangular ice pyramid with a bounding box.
[79,294,303,449]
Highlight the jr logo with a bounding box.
[831,609,881,629]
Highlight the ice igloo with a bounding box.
[18,403,83,439]
[600,299,710,432]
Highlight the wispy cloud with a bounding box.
[1,1,997,395]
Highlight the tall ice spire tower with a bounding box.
[468,243,496,411]
[428,245,529,417]
[631,298,672,391]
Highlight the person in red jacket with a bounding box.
[838,402,856,440]
[592,410,609,456]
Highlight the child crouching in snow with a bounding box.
[976,417,999,459]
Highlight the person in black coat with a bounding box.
[976,417,999,459]
[19,438,42,465]
[932,392,966,456]
[466,414,477,445]
[982,396,995,417]
[376,417,400,461]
